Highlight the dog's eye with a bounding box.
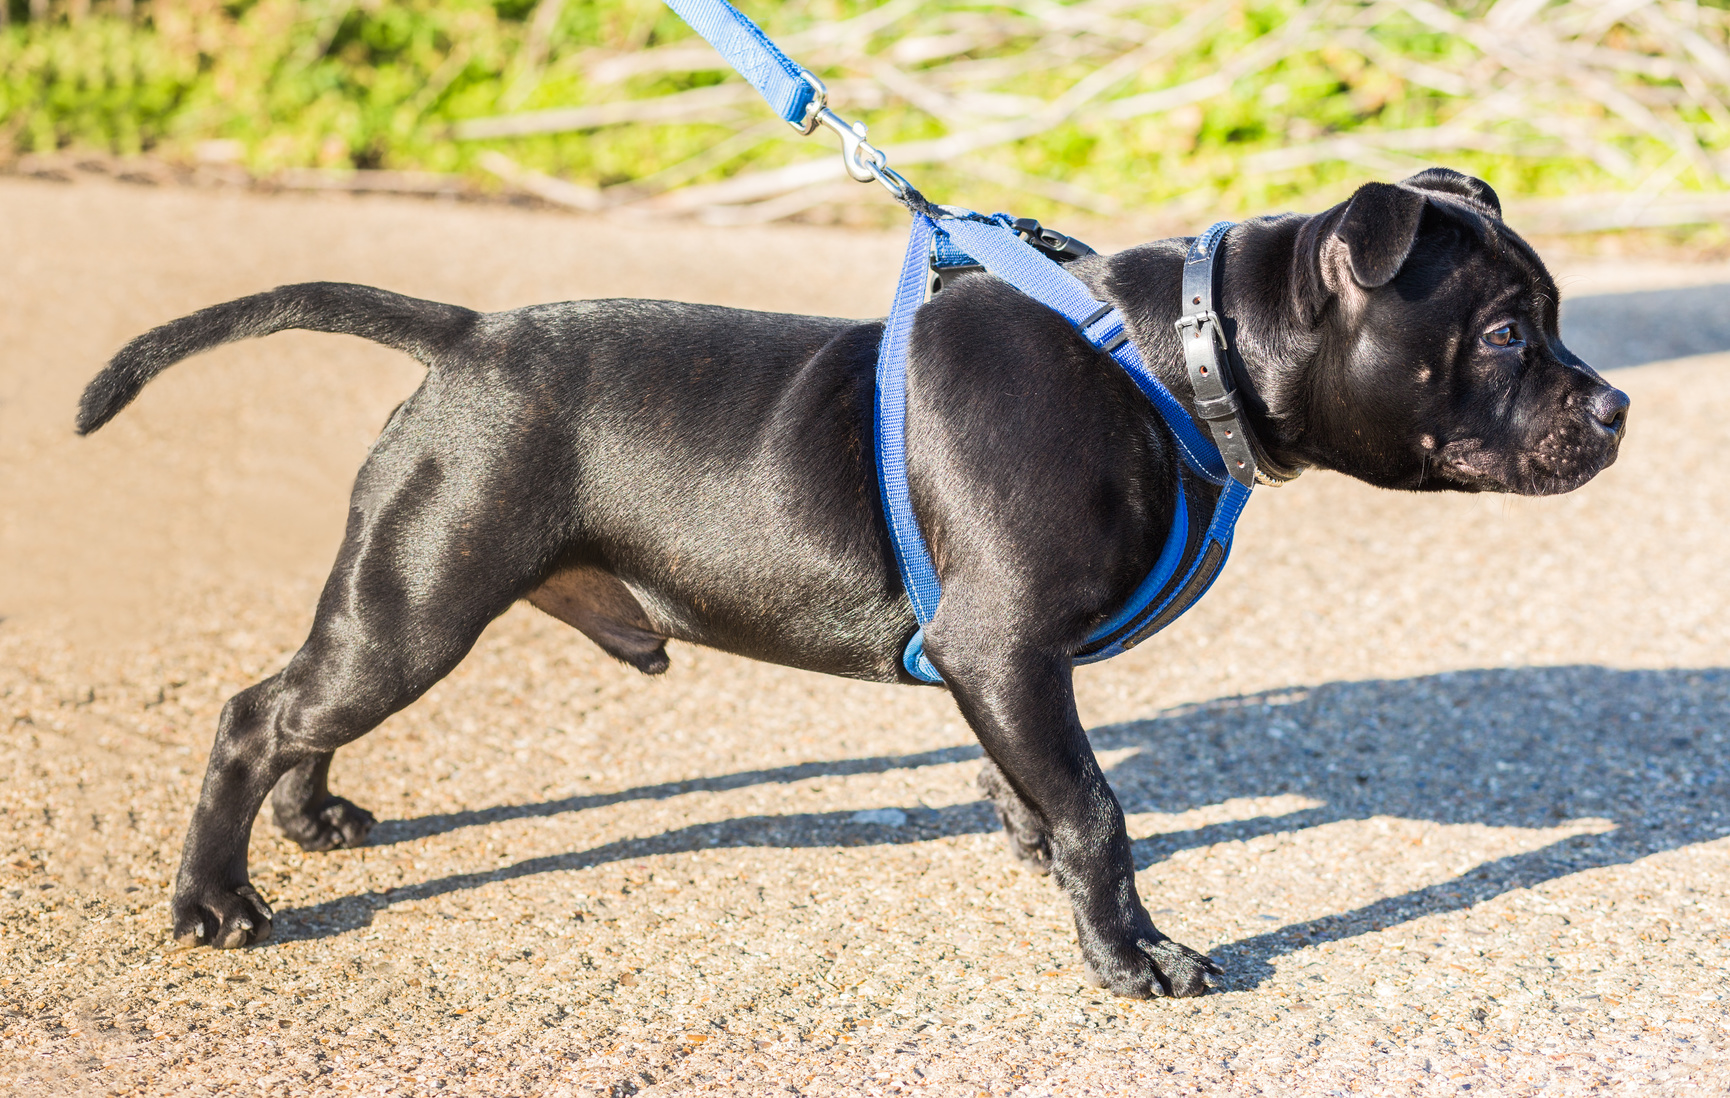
[1485,325,1519,347]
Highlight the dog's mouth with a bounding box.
[1435,428,1621,496]
[1432,443,1508,492]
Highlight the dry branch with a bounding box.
[477,151,604,210]
[452,0,1730,224]
[585,0,926,84]
[1508,191,1730,232]
[455,84,759,140]
[271,168,471,196]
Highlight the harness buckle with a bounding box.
[927,218,1098,302]
[1012,217,1097,262]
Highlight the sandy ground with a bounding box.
[2,175,1729,1096]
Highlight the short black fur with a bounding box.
[78,169,1628,997]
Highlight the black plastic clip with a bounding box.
[927,217,1098,300]
[1012,217,1097,263]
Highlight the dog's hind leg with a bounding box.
[976,758,1051,874]
[271,753,376,852]
[171,423,568,949]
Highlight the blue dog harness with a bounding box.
[662,0,1267,683]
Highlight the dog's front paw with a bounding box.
[172,882,274,950]
[275,796,376,852]
[1086,934,1221,999]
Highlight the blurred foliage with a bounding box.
[1,0,1726,222]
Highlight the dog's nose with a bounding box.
[1590,386,1630,441]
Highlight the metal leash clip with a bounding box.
[793,73,913,201]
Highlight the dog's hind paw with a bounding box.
[1086,935,1221,999]
[172,883,274,951]
[976,761,1052,874]
[275,796,376,852]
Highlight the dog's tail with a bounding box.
[76,282,479,436]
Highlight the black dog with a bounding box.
[76,168,1628,999]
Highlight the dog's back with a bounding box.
[77,284,916,679]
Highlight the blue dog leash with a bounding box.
[661,0,819,128]
[660,0,1263,683]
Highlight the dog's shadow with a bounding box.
[1095,665,1727,989]
[278,665,1729,991]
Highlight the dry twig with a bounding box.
[452,0,1730,227]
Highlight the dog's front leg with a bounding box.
[928,639,1218,998]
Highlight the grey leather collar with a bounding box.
[1176,223,1302,487]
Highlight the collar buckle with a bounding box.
[1173,309,1228,350]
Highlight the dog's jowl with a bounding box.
[76,169,1628,998]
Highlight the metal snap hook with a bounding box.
[790,69,915,203]
[814,108,884,183]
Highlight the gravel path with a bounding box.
[2,176,1728,1096]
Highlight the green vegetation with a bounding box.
[1,0,1726,224]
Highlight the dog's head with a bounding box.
[1279,168,1627,496]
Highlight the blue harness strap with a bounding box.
[655,0,1260,685]
[874,214,944,626]
[886,219,1253,683]
[938,218,1230,486]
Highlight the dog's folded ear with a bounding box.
[1400,167,1501,218]
[1292,168,1501,324]
[1333,181,1429,289]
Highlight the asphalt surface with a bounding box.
[2,175,1728,1096]
[1559,284,1730,370]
